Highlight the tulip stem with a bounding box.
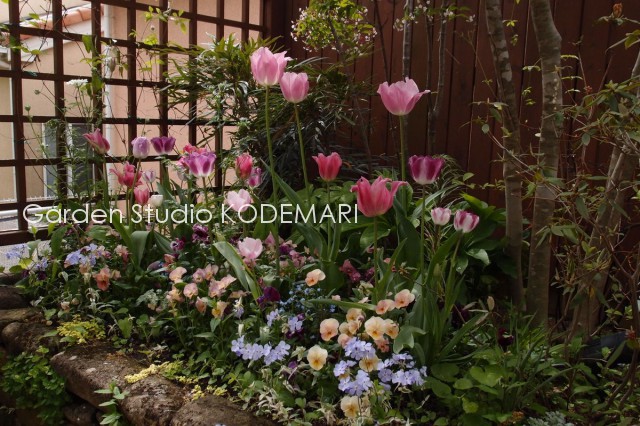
[294,105,310,201]
[398,115,408,210]
[265,87,278,202]
[420,184,426,286]
[326,180,331,252]
[373,216,378,291]
[264,86,280,276]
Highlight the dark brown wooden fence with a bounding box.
[282,0,639,206]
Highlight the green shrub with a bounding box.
[1,347,69,425]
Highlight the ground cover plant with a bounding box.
[1,1,640,425]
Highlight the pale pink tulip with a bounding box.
[280,72,309,103]
[250,47,290,87]
[377,77,429,116]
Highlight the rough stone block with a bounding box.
[63,401,98,426]
[120,375,186,426]
[0,308,41,333]
[50,345,143,408]
[170,394,276,426]
[0,286,28,310]
[1,322,59,354]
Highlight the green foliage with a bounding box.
[95,383,129,426]
[1,347,69,425]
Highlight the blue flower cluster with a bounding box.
[64,243,108,267]
[231,336,291,366]
[333,341,427,396]
[5,244,27,260]
[344,338,376,361]
[339,369,373,396]
[377,353,427,388]
[279,280,336,314]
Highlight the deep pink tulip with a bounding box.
[431,207,451,226]
[183,151,216,178]
[350,176,407,218]
[83,129,110,155]
[134,186,150,205]
[247,167,262,187]
[313,152,342,182]
[453,210,480,233]
[110,162,141,188]
[280,72,309,103]
[235,153,254,180]
[250,47,291,87]
[409,155,445,185]
[131,137,150,159]
[377,78,429,116]
[151,136,176,155]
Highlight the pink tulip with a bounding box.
[142,170,156,184]
[83,129,110,155]
[225,189,253,213]
[235,153,254,180]
[131,137,150,159]
[280,72,309,103]
[182,151,216,178]
[431,207,451,226]
[237,237,263,260]
[247,167,262,187]
[250,47,291,87]
[377,78,429,116]
[313,152,342,182]
[133,186,150,205]
[409,155,445,185]
[110,162,141,188]
[453,210,480,233]
[350,176,407,217]
[151,136,176,155]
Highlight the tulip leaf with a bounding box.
[213,241,260,300]
[131,231,150,268]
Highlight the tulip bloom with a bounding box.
[280,72,309,103]
[225,189,252,213]
[247,167,262,187]
[250,47,290,87]
[237,237,263,260]
[83,128,110,155]
[235,153,253,180]
[150,136,176,155]
[313,152,342,182]
[133,186,150,205]
[453,210,480,233]
[182,151,216,178]
[409,155,445,185]
[149,194,164,208]
[131,137,150,159]
[110,162,140,188]
[377,77,429,116]
[350,176,407,217]
[142,170,156,184]
[431,207,451,226]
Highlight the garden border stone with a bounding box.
[0,286,277,426]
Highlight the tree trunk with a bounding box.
[526,0,563,326]
[571,50,640,336]
[484,0,525,307]
[401,0,414,155]
[427,2,449,154]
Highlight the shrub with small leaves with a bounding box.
[0,347,69,425]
